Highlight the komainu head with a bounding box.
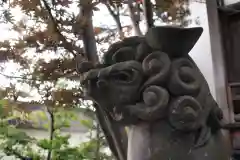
[79,26,231,160]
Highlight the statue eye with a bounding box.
[111,70,133,83]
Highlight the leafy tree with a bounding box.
[0,98,112,160]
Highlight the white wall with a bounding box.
[189,2,216,98]
[224,0,240,5]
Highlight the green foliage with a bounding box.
[0,103,111,160]
[80,119,94,129]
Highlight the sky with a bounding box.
[0,2,216,100]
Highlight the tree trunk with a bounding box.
[128,2,143,36]
[80,1,99,64]
[46,107,54,160]
[143,0,154,29]
[78,1,127,160]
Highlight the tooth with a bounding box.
[115,112,123,121]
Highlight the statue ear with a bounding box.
[112,47,135,63]
[145,26,203,58]
[103,37,144,65]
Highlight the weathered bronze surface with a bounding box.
[79,26,231,160]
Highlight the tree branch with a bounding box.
[105,2,124,39]
[40,0,83,57]
[0,72,40,81]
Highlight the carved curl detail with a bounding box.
[168,58,201,96]
[142,51,171,88]
[168,96,202,132]
[127,86,169,121]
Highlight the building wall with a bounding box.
[189,2,216,98]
